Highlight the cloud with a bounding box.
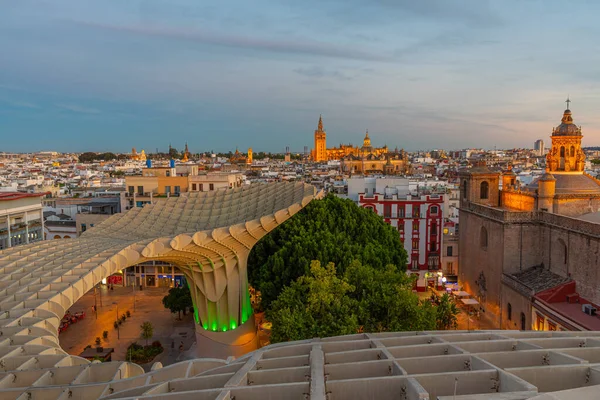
[294,66,352,80]
[70,20,394,62]
[56,103,101,114]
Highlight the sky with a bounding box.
[2,0,600,153]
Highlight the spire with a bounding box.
[184,142,189,152]
[318,114,323,131]
[565,96,571,111]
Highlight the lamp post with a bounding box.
[113,302,119,339]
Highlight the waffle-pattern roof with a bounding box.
[8,330,600,399]
[0,182,318,399]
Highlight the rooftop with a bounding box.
[511,265,569,293]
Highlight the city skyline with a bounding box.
[3,1,600,152]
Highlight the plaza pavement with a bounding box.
[58,285,196,369]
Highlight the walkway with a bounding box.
[59,285,195,366]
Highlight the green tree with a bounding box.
[162,287,193,320]
[169,147,180,159]
[267,260,437,343]
[78,152,98,163]
[345,261,436,333]
[435,293,460,330]
[249,194,407,309]
[140,321,153,346]
[267,261,359,343]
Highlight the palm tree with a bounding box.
[436,293,459,330]
[140,321,153,346]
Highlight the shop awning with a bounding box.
[453,291,471,297]
[461,298,480,306]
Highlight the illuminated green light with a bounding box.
[211,322,217,331]
[202,324,208,330]
[222,326,227,332]
[230,322,237,330]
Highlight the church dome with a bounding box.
[552,109,581,136]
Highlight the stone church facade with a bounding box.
[459,106,600,331]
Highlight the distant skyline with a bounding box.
[2,1,600,153]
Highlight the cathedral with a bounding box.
[459,103,600,332]
[311,115,409,174]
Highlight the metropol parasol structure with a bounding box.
[1,181,600,399]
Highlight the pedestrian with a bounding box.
[179,342,184,352]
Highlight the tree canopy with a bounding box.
[162,287,193,319]
[78,152,118,163]
[267,260,438,343]
[248,194,407,309]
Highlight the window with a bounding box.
[81,223,86,233]
[446,246,453,257]
[411,258,418,270]
[413,208,420,218]
[570,146,575,157]
[521,312,526,330]
[507,303,512,321]
[398,224,404,233]
[165,186,171,194]
[431,206,438,214]
[137,186,144,195]
[90,223,94,227]
[560,146,565,158]
[174,185,181,194]
[398,207,405,218]
[412,239,419,249]
[413,221,419,231]
[480,181,489,200]
[200,184,204,191]
[192,183,197,191]
[431,222,438,235]
[446,262,454,274]
[209,183,214,191]
[480,226,488,249]
[462,180,468,198]
[430,242,436,252]
[128,186,134,194]
[548,320,557,331]
[384,204,391,218]
[536,314,544,331]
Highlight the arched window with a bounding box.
[480,226,488,249]
[507,303,512,321]
[480,181,489,200]
[560,146,565,157]
[521,312,526,330]
[53,235,61,239]
[462,180,468,198]
[570,146,575,157]
[558,238,568,264]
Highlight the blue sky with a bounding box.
[2,0,600,153]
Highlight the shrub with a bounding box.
[113,321,119,329]
[102,331,108,339]
[121,314,127,322]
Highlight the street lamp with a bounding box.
[113,302,119,339]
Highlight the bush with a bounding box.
[121,314,127,322]
[126,310,131,318]
[117,319,122,326]
[102,331,108,339]
[126,341,163,364]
